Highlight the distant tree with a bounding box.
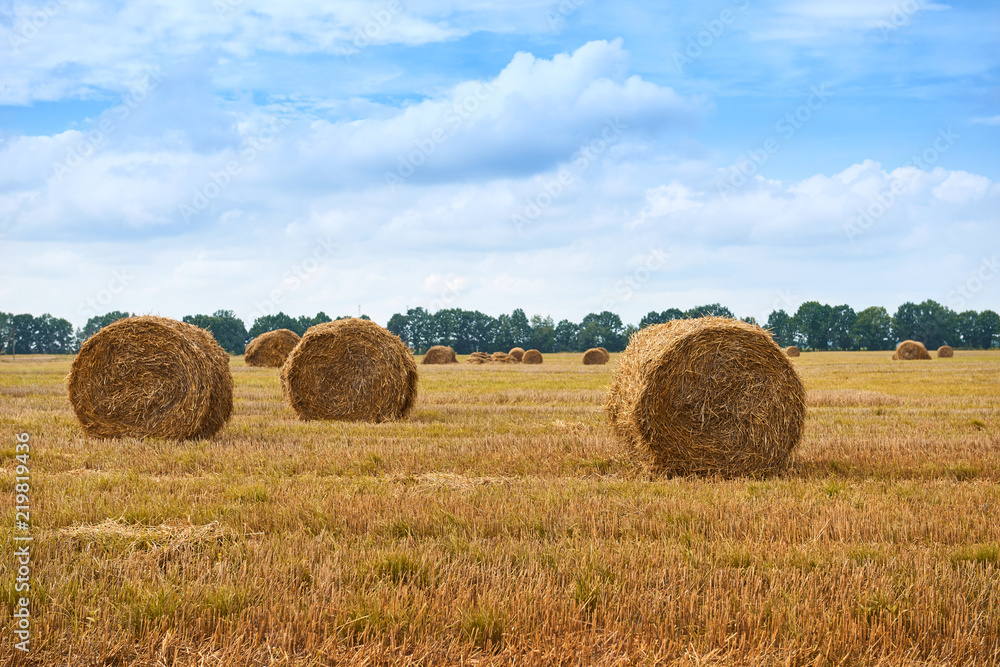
[12,314,36,353]
[891,302,919,343]
[509,309,532,348]
[493,314,515,352]
[578,311,627,351]
[828,305,857,350]
[249,312,302,338]
[0,313,12,353]
[683,303,734,319]
[386,312,410,346]
[741,315,759,327]
[794,301,833,350]
[765,310,795,347]
[892,300,956,348]
[553,319,579,352]
[528,314,556,353]
[405,307,434,353]
[466,311,498,353]
[430,309,462,350]
[852,306,892,350]
[639,308,684,328]
[955,310,979,348]
[33,314,75,353]
[973,310,1000,349]
[183,310,248,355]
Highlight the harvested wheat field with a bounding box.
[2,350,1000,665]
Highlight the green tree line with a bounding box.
[1,299,997,356]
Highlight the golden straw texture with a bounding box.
[68,316,233,439]
[422,345,458,365]
[892,340,931,360]
[521,349,543,364]
[606,317,805,477]
[244,329,300,367]
[280,318,417,422]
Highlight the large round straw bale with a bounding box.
[245,329,300,367]
[68,316,233,439]
[597,347,609,358]
[280,318,417,422]
[606,317,805,477]
[936,345,954,358]
[785,345,800,357]
[508,347,525,361]
[582,348,608,365]
[892,340,931,360]
[423,345,457,365]
[522,349,543,364]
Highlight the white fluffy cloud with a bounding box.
[2,33,998,329]
[0,0,560,104]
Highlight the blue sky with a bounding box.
[1,0,998,329]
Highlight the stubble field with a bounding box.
[1,351,999,665]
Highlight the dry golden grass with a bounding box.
[1,350,1000,665]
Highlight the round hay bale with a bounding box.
[785,345,800,357]
[245,329,301,367]
[491,351,514,363]
[280,318,417,422]
[423,345,457,365]
[522,349,543,364]
[68,315,233,439]
[508,347,525,362]
[597,347,609,360]
[606,317,805,477]
[892,340,931,360]
[936,345,954,358]
[582,348,608,365]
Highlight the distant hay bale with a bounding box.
[937,345,954,358]
[423,345,458,365]
[785,345,800,357]
[582,348,608,365]
[597,347,609,359]
[491,351,510,362]
[522,349,543,364]
[280,318,417,422]
[892,340,931,360]
[68,316,233,440]
[605,317,805,477]
[465,352,491,364]
[508,347,525,361]
[245,329,300,367]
